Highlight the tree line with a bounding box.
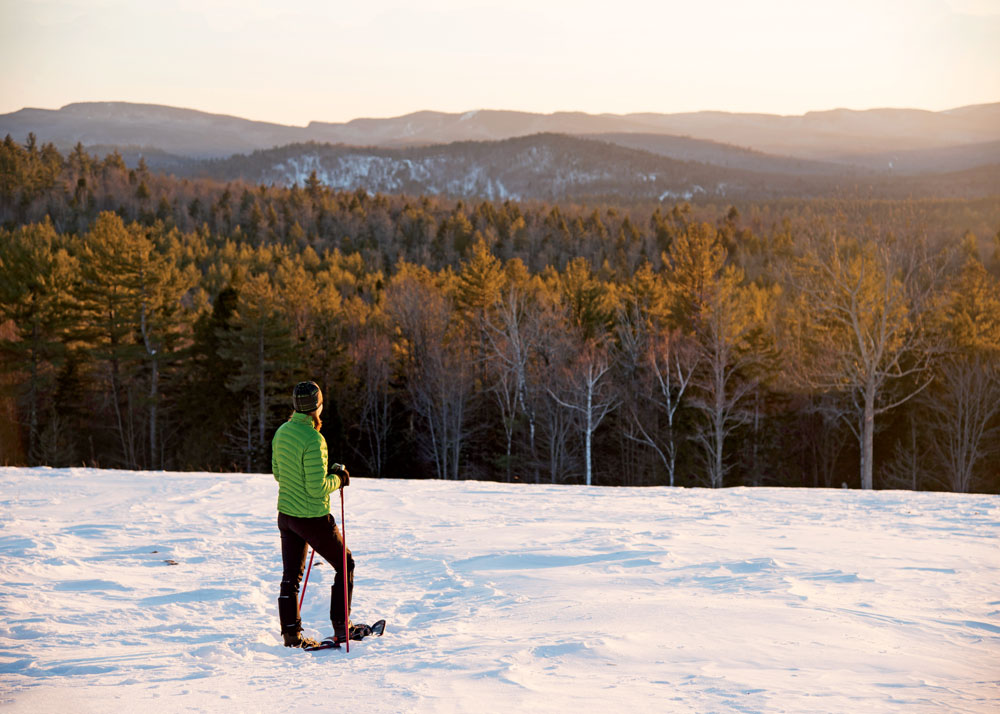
[2,137,999,492]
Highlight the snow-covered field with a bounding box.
[0,467,998,713]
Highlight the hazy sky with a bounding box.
[2,0,998,125]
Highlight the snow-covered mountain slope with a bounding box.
[1,467,998,713]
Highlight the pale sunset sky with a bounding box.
[2,0,998,124]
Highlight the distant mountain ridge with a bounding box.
[2,102,309,158]
[3,101,998,203]
[3,101,999,165]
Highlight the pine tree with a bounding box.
[72,212,149,467]
[0,221,77,463]
[217,272,297,469]
[455,238,504,321]
[665,222,761,487]
[176,286,242,469]
[135,223,198,468]
[558,256,614,340]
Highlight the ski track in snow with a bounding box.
[0,467,998,713]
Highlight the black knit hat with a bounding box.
[292,381,323,413]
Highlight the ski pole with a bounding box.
[341,486,349,653]
[299,547,315,611]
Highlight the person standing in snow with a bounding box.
[272,380,354,648]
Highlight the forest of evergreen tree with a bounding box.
[2,136,999,492]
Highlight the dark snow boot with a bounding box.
[282,629,320,649]
[278,579,302,635]
[331,620,351,644]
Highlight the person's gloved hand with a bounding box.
[330,463,350,487]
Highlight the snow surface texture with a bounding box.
[1,467,998,714]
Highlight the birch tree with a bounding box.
[686,282,762,488]
[482,270,545,482]
[642,330,697,487]
[548,340,619,486]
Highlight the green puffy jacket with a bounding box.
[271,412,343,517]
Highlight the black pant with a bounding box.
[277,511,355,634]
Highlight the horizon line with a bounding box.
[4,98,999,129]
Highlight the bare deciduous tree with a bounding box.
[529,302,577,483]
[881,410,929,491]
[350,330,394,477]
[803,393,853,488]
[483,284,542,482]
[687,297,760,489]
[223,398,256,473]
[922,356,1000,493]
[788,228,942,489]
[616,310,696,487]
[387,268,473,480]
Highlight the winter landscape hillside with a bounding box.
[1,467,997,713]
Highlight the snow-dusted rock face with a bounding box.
[2,466,998,713]
[268,152,514,200]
